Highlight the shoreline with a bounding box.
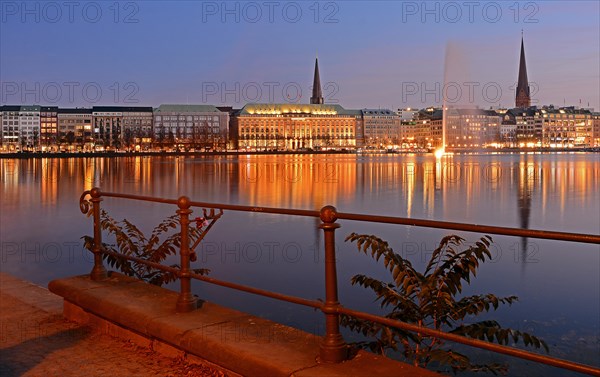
[0,150,355,159]
[0,147,598,159]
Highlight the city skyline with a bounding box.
[1,1,599,110]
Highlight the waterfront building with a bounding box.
[57,108,94,151]
[233,103,358,150]
[495,108,518,146]
[153,105,229,150]
[361,109,401,147]
[348,109,364,147]
[40,106,59,151]
[233,58,360,151]
[593,112,600,147]
[122,107,154,150]
[20,106,41,150]
[429,110,443,147]
[538,106,594,147]
[515,36,531,108]
[92,107,154,150]
[2,105,42,151]
[410,107,443,148]
[92,107,123,149]
[1,106,21,151]
[500,107,539,145]
[398,120,416,146]
[445,108,501,148]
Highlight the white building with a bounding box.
[20,105,41,150]
[1,105,41,151]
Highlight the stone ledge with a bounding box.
[49,273,441,377]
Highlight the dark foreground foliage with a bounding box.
[83,209,221,286]
[343,233,548,375]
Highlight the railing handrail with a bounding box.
[98,190,600,245]
[80,188,600,376]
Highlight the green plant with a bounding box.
[342,233,548,375]
[83,209,221,286]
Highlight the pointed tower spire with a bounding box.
[310,57,324,104]
[516,34,531,108]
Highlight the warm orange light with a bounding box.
[434,148,445,159]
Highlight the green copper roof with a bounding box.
[239,103,356,116]
[344,109,363,116]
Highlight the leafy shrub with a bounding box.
[83,209,219,286]
[342,233,548,375]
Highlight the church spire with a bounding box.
[310,57,324,104]
[516,34,531,108]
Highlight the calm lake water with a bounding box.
[1,153,599,376]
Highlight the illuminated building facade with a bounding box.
[593,112,600,146]
[57,108,93,151]
[0,106,22,150]
[122,107,153,150]
[234,103,358,150]
[409,108,442,148]
[20,106,41,150]
[2,105,42,151]
[92,107,153,150]
[499,108,539,143]
[40,106,58,150]
[495,109,518,145]
[538,106,594,147]
[92,107,123,148]
[153,105,229,150]
[398,120,415,145]
[233,58,360,150]
[362,109,401,147]
[445,108,501,148]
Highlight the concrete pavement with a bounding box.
[0,272,225,376]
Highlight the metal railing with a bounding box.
[79,188,600,376]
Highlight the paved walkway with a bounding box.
[0,272,223,377]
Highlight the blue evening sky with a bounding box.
[1,1,598,110]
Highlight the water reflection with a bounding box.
[2,154,598,285]
[0,153,598,373]
[517,156,537,270]
[5,154,597,226]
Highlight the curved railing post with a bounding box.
[90,187,108,281]
[176,196,198,312]
[319,205,348,363]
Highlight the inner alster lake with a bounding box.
[1,153,598,376]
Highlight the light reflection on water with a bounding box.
[1,153,599,375]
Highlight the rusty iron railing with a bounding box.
[79,188,600,375]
